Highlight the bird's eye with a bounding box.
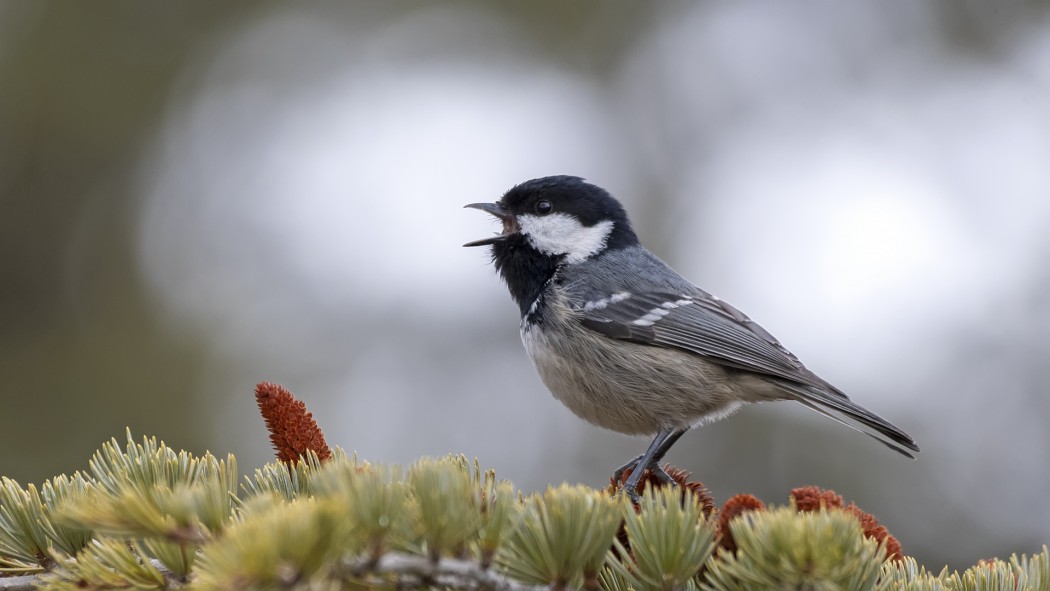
[535,200,553,215]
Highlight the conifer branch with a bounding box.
[342,551,562,591]
[0,574,36,591]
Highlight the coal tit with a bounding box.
[465,176,919,497]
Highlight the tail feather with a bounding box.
[776,381,919,458]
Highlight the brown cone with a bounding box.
[255,381,332,464]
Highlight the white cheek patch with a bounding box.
[517,213,615,263]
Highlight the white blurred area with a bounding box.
[131,2,1050,567]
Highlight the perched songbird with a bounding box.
[464,176,918,497]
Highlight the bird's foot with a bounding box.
[649,463,675,485]
[617,460,677,503]
[612,454,645,483]
[624,486,641,504]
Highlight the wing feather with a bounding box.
[578,290,829,390]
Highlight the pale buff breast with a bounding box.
[520,296,782,436]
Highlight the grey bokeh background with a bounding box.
[3,0,1049,570]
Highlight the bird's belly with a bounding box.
[521,323,747,436]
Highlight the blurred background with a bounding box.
[2,0,1049,570]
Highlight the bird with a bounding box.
[464,175,919,498]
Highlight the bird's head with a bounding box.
[464,176,638,262]
[464,176,638,313]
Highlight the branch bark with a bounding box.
[344,552,559,591]
[1,553,562,591]
[0,574,37,591]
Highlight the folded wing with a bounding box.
[576,289,919,457]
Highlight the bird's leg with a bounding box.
[620,428,685,500]
[614,429,688,483]
[646,428,687,484]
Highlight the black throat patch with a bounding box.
[491,234,563,317]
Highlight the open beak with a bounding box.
[463,202,518,247]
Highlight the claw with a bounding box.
[650,463,675,485]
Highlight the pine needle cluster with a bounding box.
[0,382,1046,591]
